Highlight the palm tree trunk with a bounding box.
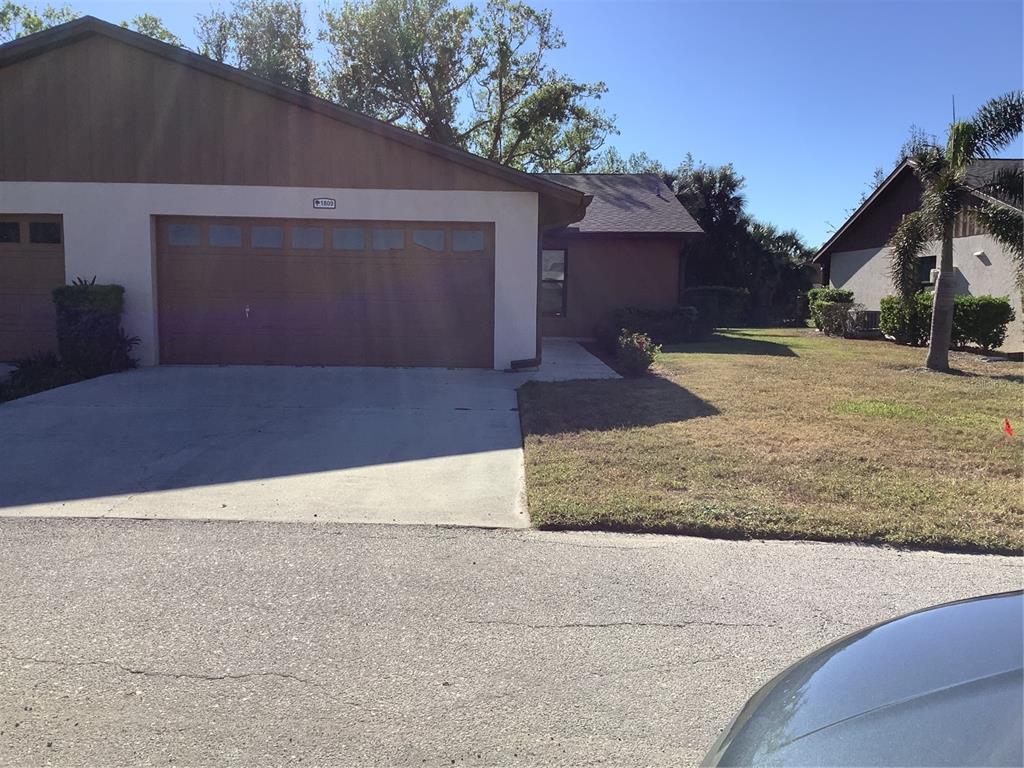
[925,221,955,371]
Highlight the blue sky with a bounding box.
[64,0,1024,247]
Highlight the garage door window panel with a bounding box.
[0,221,21,243]
[209,224,242,247]
[292,226,325,250]
[252,226,284,249]
[333,228,365,251]
[372,228,405,251]
[28,221,62,244]
[412,229,445,252]
[452,230,486,252]
[167,223,201,247]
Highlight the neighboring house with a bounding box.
[536,174,703,339]
[814,158,1023,352]
[0,17,592,370]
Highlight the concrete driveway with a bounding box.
[0,344,615,527]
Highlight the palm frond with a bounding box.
[970,91,1024,157]
[973,203,1024,289]
[888,210,933,299]
[980,165,1024,208]
[920,174,965,228]
[946,121,979,171]
[907,145,946,184]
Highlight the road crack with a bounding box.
[0,645,317,687]
[466,619,771,630]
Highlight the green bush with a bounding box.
[680,286,749,329]
[953,295,1016,351]
[815,301,853,336]
[615,331,660,377]
[52,277,137,378]
[599,305,703,351]
[881,293,1016,351]
[880,294,933,346]
[807,287,855,329]
[0,353,82,403]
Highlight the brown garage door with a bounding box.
[156,216,495,368]
[0,214,64,361]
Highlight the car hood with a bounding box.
[703,592,1024,767]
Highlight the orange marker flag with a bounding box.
[1004,419,1014,437]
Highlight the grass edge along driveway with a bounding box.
[518,329,1023,555]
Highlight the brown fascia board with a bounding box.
[0,16,585,208]
[813,160,911,264]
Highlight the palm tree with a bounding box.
[888,92,1023,371]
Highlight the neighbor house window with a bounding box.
[332,228,365,251]
[209,224,242,247]
[412,229,445,252]
[167,223,200,246]
[252,225,284,248]
[541,249,567,317]
[372,228,404,251]
[291,226,325,249]
[0,221,19,243]
[452,230,485,252]
[29,221,61,244]
[917,255,937,287]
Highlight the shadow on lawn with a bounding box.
[518,375,719,436]
[663,330,798,357]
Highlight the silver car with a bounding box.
[703,591,1024,767]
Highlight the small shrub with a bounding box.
[816,301,853,336]
[807,287,855,329]
[52,277,138,378]
[680,286,749,329]
[880,293,932,346]
[616,331,660,376]
[599,305,703,351]
[881,293,1016,350]
[0,353,82,402]
[953,295,1016,351]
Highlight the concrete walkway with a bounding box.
[0,341,616,528]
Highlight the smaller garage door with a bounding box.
[0,214,64,361]
[157,217,495,368]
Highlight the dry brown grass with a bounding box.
[519,329,1024,554]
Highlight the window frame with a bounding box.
[916,255,937,287]
[541,247,568,318]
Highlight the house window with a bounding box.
[29,221,61,244]
[541,249,567,317]
[0,221,19,243]
[917,255,937,286]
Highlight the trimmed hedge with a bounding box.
[679,286,749,329]
[815,301,854,337]
[807,287,855,329]
[880,292,1016,351]
[52,278,137,378]
[598,305,703,351]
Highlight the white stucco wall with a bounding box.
[830,233,1023,352]
[0,182,540,369]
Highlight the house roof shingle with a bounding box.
[537,173,703,235]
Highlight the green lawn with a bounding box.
[518,329,1023,554]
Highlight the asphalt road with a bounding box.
[1,519,1020,767]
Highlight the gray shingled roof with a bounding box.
[537,173,703,235]
[965,158,1022,207]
